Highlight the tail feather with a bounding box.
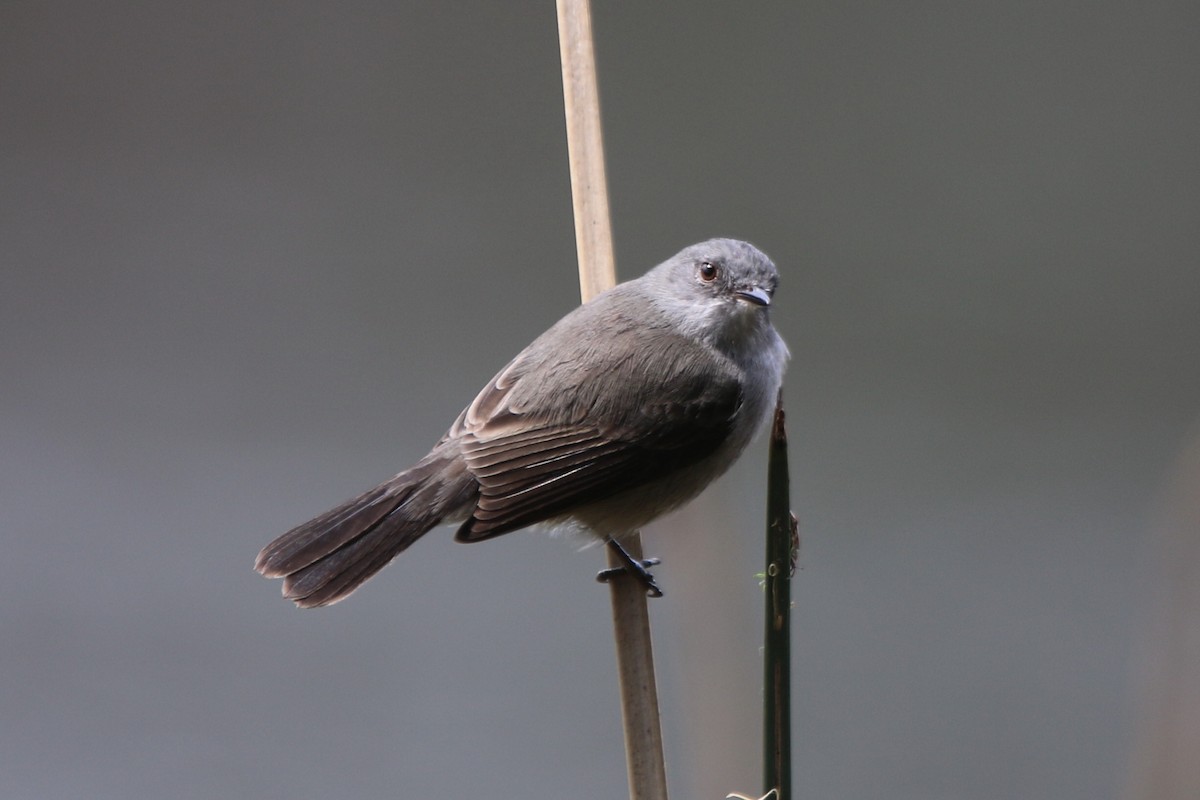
[280,504,429,607]
[254,483,398,578]
[255,456,473,608]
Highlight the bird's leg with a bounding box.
[596,538,664,597]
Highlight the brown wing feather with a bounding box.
[453,323,742,541]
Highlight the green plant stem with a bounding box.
[763,394,794,800]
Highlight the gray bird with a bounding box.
[255,238,789,607]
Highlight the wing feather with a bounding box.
[452,315,743,542]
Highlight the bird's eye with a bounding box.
[698,261,719,282]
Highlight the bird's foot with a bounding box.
[597,539,663,597]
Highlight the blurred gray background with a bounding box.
[3,2,1197,799]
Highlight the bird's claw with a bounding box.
[596,557,664,597]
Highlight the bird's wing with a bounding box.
[451,324,742,541]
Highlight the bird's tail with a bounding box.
[255,453,475,608]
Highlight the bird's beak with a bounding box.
[735,287,771,307]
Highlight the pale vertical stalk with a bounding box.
[555,3,669,800]
[556,0,616,300]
